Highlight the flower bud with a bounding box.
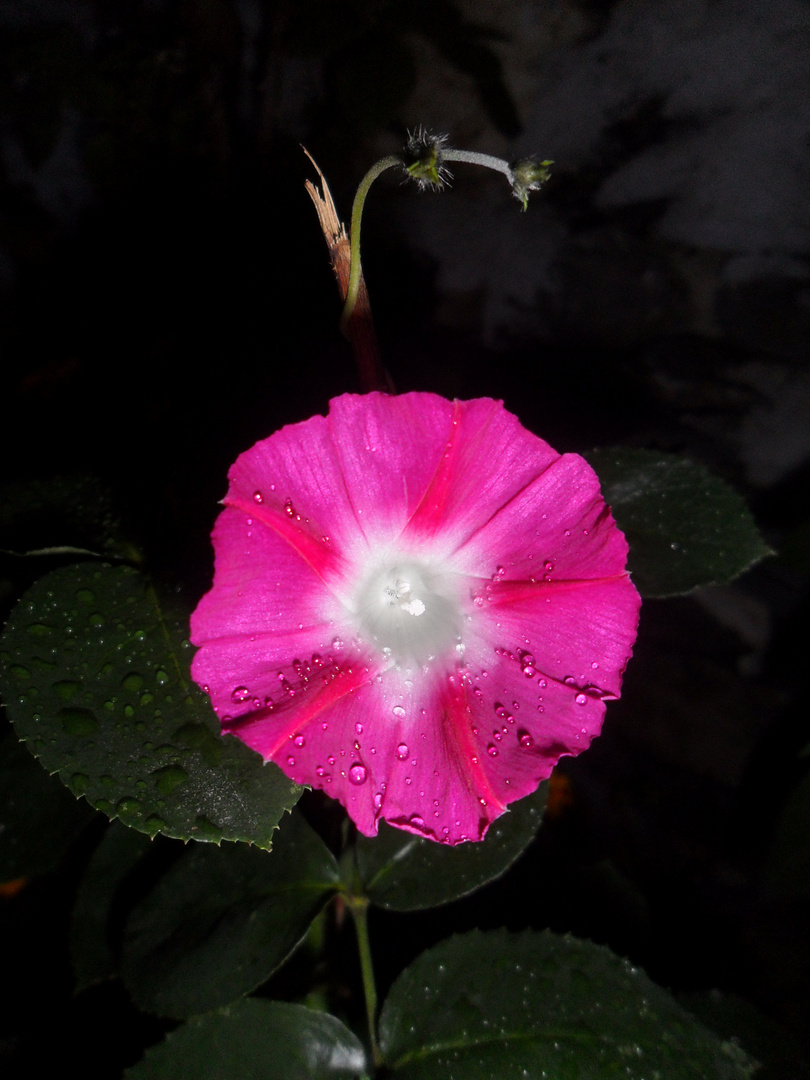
[510,157,553,211]
[403,126,452,190]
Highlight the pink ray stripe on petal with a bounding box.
[461,664,608,808]
[452,453,629,580]
[324,392,462,549]
[227,410,369,558]
[220,655,384,764]
[190,624,345,727]
[467,574,640,698]
[404,398,560,554]
[190,507,344,646]
[347,669,507,844]
[224,493,346,583]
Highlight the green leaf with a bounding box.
[0,563,301,848]
[124,998,368,1080]
[379,929,756,1079]
[355,785,546,912]
[70,820,153,991]
[587,449,770,597]
[0,730,96,881]
[121,812,340,1017]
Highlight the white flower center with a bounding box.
[354,559,462,667]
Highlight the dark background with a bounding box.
[1,1,809,1076]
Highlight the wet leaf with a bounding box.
[0,563,301,848]
[379,929,757,1078]
[121,813,340,1017]
[355,784,546,911]
[124,998,368,1079]
[587,449,770,597]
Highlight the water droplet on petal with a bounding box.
[487,744,498,757]
[355,722,363,735]
[348,764,367,785]
[518,729,534,748]
[392,705,406,718]
[287,756,295,766]
[294,734,305,747]
[253,491,263,503]
[231,686,250,703]
[373,792,383,810]
[575,693,587,706]
[396,743,409,760]
[409,814,425,828]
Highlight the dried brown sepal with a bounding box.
[303,148,389,392]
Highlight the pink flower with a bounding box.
[190,393,640,845]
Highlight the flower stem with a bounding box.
[443,148,515,183]
[340,155,401,332]
[347,894,382,1068]
[304,148,389,391]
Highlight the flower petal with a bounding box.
[325,392,458,549]
[227,409,368,559]
[453,453,630,580]
[404,397,560,554]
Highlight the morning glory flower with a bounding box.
[190,393,640,844]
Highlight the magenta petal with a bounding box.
[468,575,640,699]
[190,393,641,845]
[462,659,610,808]
[404,397,559,552]
[453,453,630,580]
[324,392,458,547]
[227,408,368,558]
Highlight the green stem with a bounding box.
[348,894,382,1068]
[340,155,402,332]
[443,148,514,183]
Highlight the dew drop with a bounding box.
[287,756,295,766]
[396,743,409,760]
[544,561,554,571]
[253,491,263,503]
[409,814,425,828]
[231,685,250,703]
[348,764,368,785]
[518,729,534,748]
[373,792,383,810]
[355,722,363,735]
[315,766,325,777]
[575,694,587,706]
[487,744,499,757]
[284,498,296,517]
[392,705,406,718]
[294,734,305,748]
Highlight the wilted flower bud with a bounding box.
[510,157,554,211]
[402,126,452,190]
